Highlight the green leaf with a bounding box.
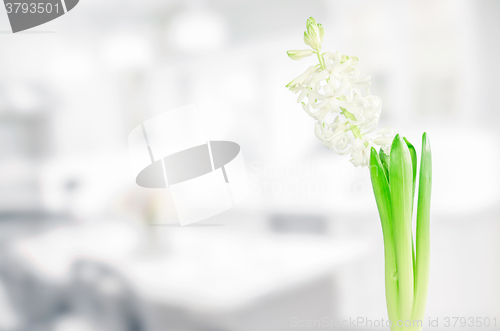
[411,133,432,324]
[403,137,417,208]
[389,134,414,321]
[369,148,391,234]
[403,137,417,281]
[379,148,390,182]
[369,148,399,325]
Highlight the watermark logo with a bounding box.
[128,104,247,226]
[289,316,498,329]
[4,0,79,33]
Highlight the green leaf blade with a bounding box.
[403,137,418,284]
[379,148,390,183]
[411,133,432,326]
[389,134,414,322]
[369,148,399,326]
[403,137,417,206]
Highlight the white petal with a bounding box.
[374,136,393,146]
[287,66,317,87]
[377,126,396,136]
[297,89,308,103]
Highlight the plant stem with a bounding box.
[340,107,363,140]
[316,48,325,70]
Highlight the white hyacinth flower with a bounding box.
[374,126,397,155]
[287,18,396,167]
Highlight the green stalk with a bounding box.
[315,49,326,70]
[340,107,364,141]
[369,148,399,330]
[411,133,432,331]
[389,135,414,323]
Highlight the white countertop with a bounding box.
[10,219,369,313]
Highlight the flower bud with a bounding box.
[303,17,323,49]
[287,49,314,60]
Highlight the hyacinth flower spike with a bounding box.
[287,17,432,331]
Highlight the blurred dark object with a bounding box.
[0,83,56,215]
[66,259,145,331]
[269,213,327,234]
[0,255,68,330]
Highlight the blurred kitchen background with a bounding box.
[0,0,498,330]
